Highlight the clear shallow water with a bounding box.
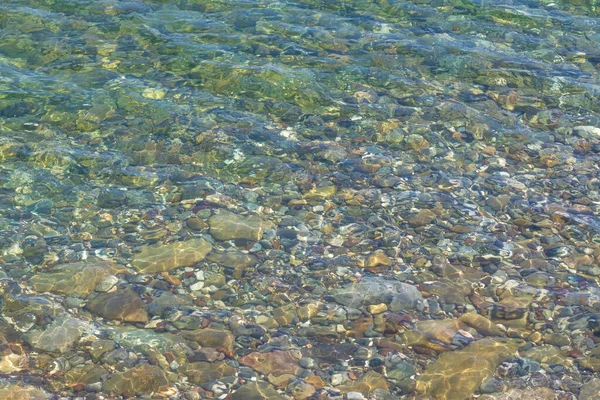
[1,0,600,399]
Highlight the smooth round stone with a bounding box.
[347,392,367,400]
[278,228,297,239]
[333,277,422,309]
[288,382,315,400]
[408,209,436,227]
[366,253,392,269]
[480,377,504,394]
[331,373,345,386]
[386,128,404,143]
[97,188,127,208]
[299,357,315,368]
[405,134,429,151]
[65,297,86,309]
[370,389,396,400]
[186,217,207,231]
[387,361,415,382]
[85,382,103,393]
[95,275,119,292]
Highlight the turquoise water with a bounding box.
[1,0,600,398]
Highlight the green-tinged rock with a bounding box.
[0,139,28,162]
[60,364,107,389]
[405,134,430,151]
[207,250,258,277]
[231,382,284,400]
[108,327,189,365]
[408,209,436,227]
[103,363,172,396]
[209,211,273,241]
[304,184,336,200]
[85,340,116,362]
[338,371,390,395]
[178,361,236,384]
[416,338,522,399]
[30,259,127,297]
[0,385,49,400]
[387,361,416,394]
[204,273,226,287]
[181,327,235,353]
[3,294,63,329]
[240,350,301,376]
[459,312,504,337]
[86,288,148,323]
[109,327,188,353]
[402,319,473,353]
[145,291,194,317]
[131,238,212,273]
[24,316,89,354]
[579,356,600,372]
[580,378,600,400]
[493,388,558,399]
[332,277,422,309]
[522,345,573,367]
[0,353,27,374]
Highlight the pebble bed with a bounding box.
[0,0,600,399]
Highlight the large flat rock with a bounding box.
[332,277,422,309]
[103,363,171,396]
[131,238,212,273]
[416,338,523,399]
[30,259,126,297]
[240,350,301,376]
[86,288,148,323]
[181,327,235,354]
[24,316,89,354]
[209,211,273,241]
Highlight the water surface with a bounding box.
[1,0,600,399]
